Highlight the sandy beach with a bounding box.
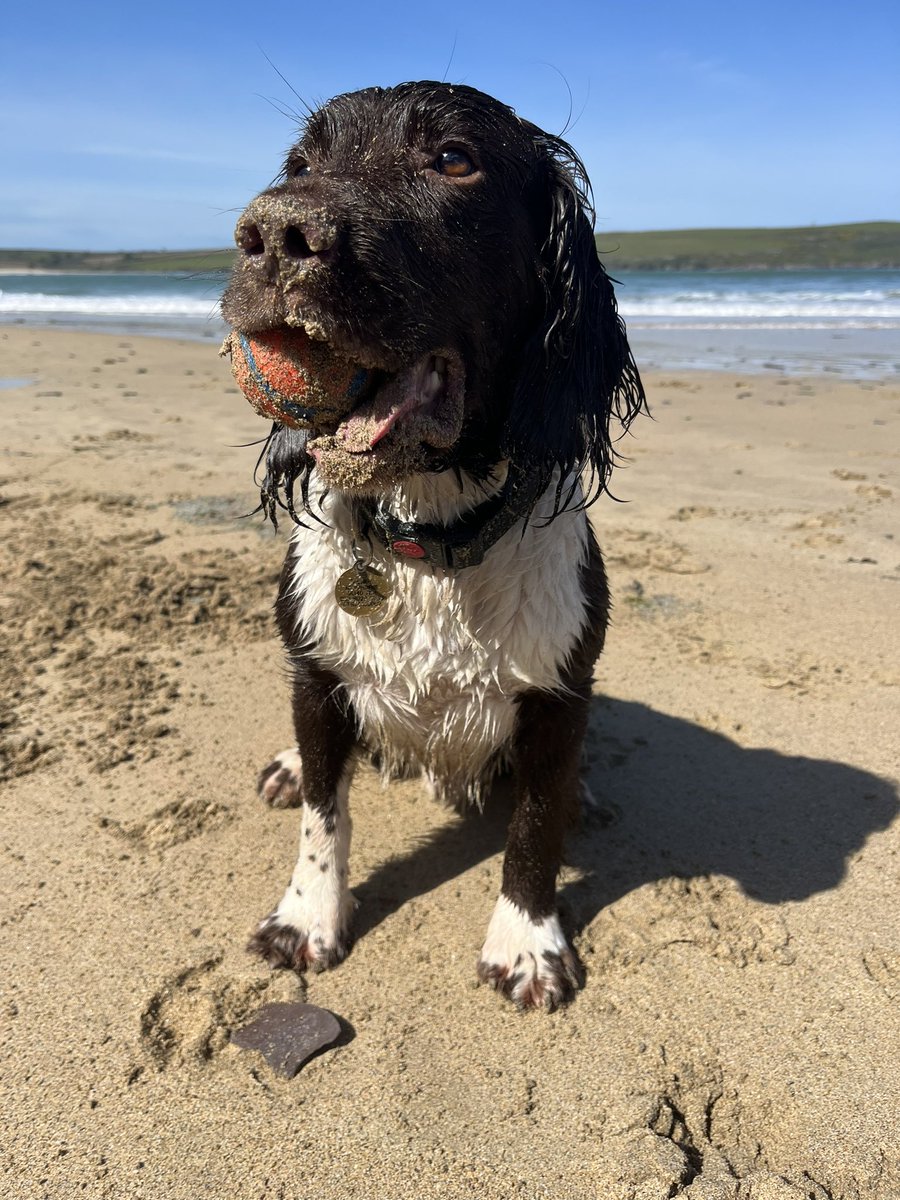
[1,325,898,1199]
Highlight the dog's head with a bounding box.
[221,81,645,516]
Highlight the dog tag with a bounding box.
[335,562,392,617]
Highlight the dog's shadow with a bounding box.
[353,696,898,939]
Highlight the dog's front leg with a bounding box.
[478,687,588,1010]
[248,659,358,973]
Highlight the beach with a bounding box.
[1,324,898,1198]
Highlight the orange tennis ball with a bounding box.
[225,328,372,429]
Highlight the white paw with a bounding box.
[248,898,354,973]
[257,748,303,808]
[249,796,354,974]
[477,895,584,1010]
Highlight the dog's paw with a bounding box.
[248,867,356,976]
[478,946,584,1012]
[248,913,351,975]
[477,895,585,1011]
[257,748,303,809]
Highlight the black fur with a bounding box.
[223,81,646,523]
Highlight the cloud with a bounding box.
[657,49,756,92]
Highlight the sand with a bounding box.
[1,326,898,1200]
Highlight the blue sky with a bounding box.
[1,0,897,249]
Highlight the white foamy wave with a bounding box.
[618,295,900,321]
[626,320,899,331]
[0,291,221,318]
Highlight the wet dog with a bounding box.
[222,81,645,1009]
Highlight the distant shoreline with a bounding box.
[4,265,900,277]
[2,221,898,273]
[0,268,183,277]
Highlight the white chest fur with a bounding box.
[285,471,590,803]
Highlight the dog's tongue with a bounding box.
[306,352,464,488]
[334,356,462,453]
[335,368,423,453]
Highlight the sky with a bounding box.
[1,0,898,250]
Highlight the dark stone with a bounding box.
[230,1002,342,1077]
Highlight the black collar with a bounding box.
[355,462,549,571]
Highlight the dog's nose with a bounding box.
[233,194,339,276]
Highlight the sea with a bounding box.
[1,268,898,378]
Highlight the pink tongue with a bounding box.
[336,369,421,453]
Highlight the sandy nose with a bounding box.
[233,195,340,273]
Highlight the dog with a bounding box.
[221,81,645,1010]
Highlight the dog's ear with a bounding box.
[503,130,646,510]
[256,423,318,527]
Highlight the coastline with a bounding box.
[3,314,899,379]
[0,268,214,277]
[4,262,900,274]
[2,326,898,1199]
[4,266,899,379]
[3,220,898,274]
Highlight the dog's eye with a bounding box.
[433,149,477,178]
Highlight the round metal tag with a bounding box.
[334,563,392,617]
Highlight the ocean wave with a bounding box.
[5,292,898,325]
[618,298,900,320]
[626,320,900,331]
[623,287,900,303]
[0,291,221,318]
[3,274,900,330]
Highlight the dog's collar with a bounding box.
[354,462,549,571]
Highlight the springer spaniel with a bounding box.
[221,81,645,1010]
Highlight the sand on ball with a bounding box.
[223,328,370,429]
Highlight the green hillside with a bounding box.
[1,222,898,273]
[0,248,235,273]
[594,222,900,270]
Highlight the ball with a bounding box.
[224,328,371,429]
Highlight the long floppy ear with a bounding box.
[503,130,646,511]
[255,422,318,527]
